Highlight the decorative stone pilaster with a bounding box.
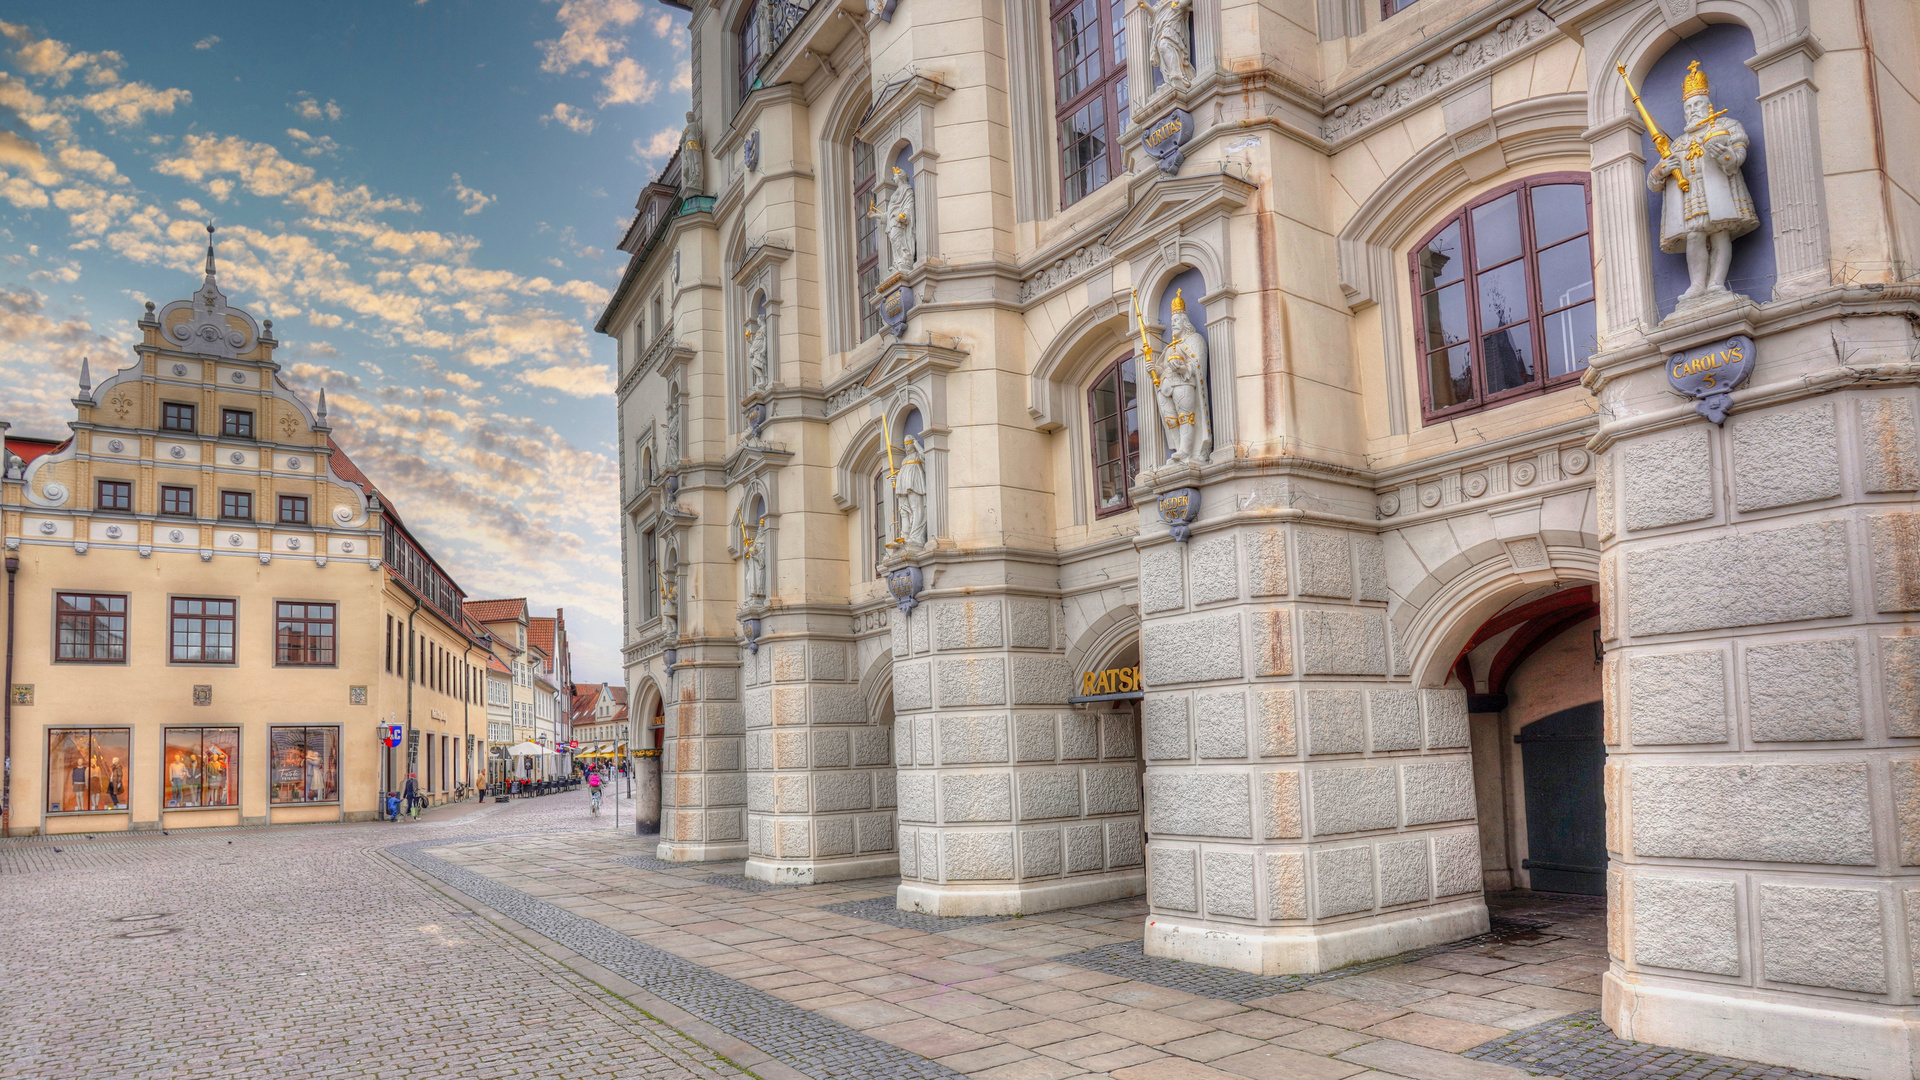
[656,643,748,861]
[1592,300,1920,1080]
[742,616,898,884]
[1137,513,1486,976]
[892,581,1147,915]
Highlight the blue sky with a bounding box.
[0,1,691,681]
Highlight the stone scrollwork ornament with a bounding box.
[1625,61,1758,304]
[679,111,704,195]
[1142,0,1194,93]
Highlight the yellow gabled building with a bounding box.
[0,228,491,835]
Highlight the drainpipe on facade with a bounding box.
[461,641,473,794]
[3,551,18,839]
[405,595,420,795]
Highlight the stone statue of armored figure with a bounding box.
[659,565,679,642]
[679,111,704,196]
[892,434,929,547]
[1156,290,1212,464]
[663,395,682,465]
[1647,61,1758,303]
[869,167,915,276]
[744,313,770,390]
[1142,0,1193,92]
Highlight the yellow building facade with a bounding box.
[0,231,490,836]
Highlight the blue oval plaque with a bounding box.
[1666,334,1753,425]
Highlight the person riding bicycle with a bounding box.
[587,766,603,814]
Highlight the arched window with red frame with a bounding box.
[1052,0,1129,209]
[1411,173,1595,422]
[1087,352,1140,516]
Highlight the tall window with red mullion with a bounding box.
[1052,0,1129,209]
[853,139,882,339]
[1087,353,1140,517]
[1410,173,1595,423]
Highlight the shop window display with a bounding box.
[164,727,239,808]
[270,726,339,804]
[46,727,131,813]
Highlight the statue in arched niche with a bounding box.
[744,312,770,390]
[1142,0,1193,92]
[663,393,682,464]
[870,167,915,276]
[659,563,679,641]
[1645,61,1758,303]
[1155,289,1211,464]
[740,505,769,606]
[892,433,929,547]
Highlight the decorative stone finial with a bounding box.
[204,222,217,278]
[317,387,329,422]
[77,356,91,396]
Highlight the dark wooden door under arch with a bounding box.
[1515,701,1605,896]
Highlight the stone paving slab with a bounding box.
[1052,917,1558,1003]
[398,840,969,1080]
[1464,1010,1844,1080]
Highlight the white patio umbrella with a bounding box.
[505,741,547,756]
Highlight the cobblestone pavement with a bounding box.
[0,790,753,1080]
[412,838,1847,1080]
[1466,1010,1836,1080]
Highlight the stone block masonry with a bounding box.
[1136,520,1487,977]
[892,588,1145,915]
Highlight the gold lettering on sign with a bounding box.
[1078,666,1141,696]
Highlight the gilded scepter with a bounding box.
[1130,288,1161,389]
[1615,64,1688,193]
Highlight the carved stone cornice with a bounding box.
[1320,9,1557,146]
[855,336,968,401]
[617,337,694,398]
[1017,240,1114,305]
[731,235,794,287]
[857,68,953,142]
[723,441,793,486]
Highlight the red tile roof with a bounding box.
[609,686,628,705]
[485,654,511,674]
[6,436,65,465]
[464,598,527,624]
[528,616,556,655]
[325,436,372,492]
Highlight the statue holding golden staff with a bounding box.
[1646,61,1759,302]
[1154,290,1212,465]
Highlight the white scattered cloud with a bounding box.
[193,35,221,50]
[290,93,342,121]
[450,172,493,215]
[76,80,190,126]
[597,57,656,106]
[669,60,691,93]
[286,128,341,158]
[632,127,678,163]
[542,102,594,135]
[538,0,642,73]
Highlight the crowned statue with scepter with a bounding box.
[1620,60,1758,303]
[739,508,768,605]
[868,167,916,277]
[1143,289,1211,465]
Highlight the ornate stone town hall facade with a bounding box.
[602,1,1920,1075]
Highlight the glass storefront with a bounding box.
[46,727,131,813]
[269,726,339,804]
[163,727,239,808]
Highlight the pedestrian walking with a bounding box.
[475,776,486,803]
[403,772,421,820]
[385,790,401,822]
[587,767,603,814]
